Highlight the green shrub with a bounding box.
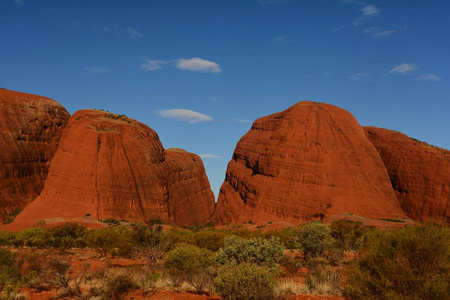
[0,248,19,286]
[11,227,46,248]
[330,219,370,253]
[44,223,88,249]
[101,218,121,225]
[216,236,284,270]
[343,223,450,300]
[214,263,276,300]
[100,270,137,300]
[132,223,171,268]
[87,227,121,257]
[298,222,332,260]
[165,243,216,292]
[193,230,229,251]
[306,265,341,295]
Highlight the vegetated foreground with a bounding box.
[0,220,448,299]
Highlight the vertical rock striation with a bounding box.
[213,101,406,225]
[364,127,449,223]
[13,110,214,226]
[0,89,69,221]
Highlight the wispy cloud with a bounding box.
[353,5,380,26]
[363,26,382,34]
[199,154,221,159]
[176,57,222,73]
[127,28,143,40]
[256,0,291,5]
[155,109,213,123]
[141,59,165,71]
[390,63,417,75]
[234,119,253,124]
[275,35,288,41]
[417,73,441,81]
[372,30,396,38]
[84,66,108,74]
[349,72,368,80]
[13,0,24,5]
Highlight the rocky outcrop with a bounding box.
[213,101,407,225]
[13,110,215,226]
[0,89,69,221]
[364,127,450,223]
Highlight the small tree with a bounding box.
[132,223,171,268]
[87,227,121,257]
[298,222,332,260]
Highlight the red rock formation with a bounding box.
[0,89,69,221]
[212,101,407,225]
[13,110,215,226]
[364,127,450,223]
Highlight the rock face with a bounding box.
[14,110,215,226]
[364,127,450,223]
[0,89,69,221]
[213,101,407,225]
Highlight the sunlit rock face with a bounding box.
[0,89,69,221]
[365,126,450,223]
[14,109,215,226]
[213,102,406,225]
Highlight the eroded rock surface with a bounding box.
[213,102,407,225]
[14,110,214,226]
[0,89,69,221]
[365,127,450,223]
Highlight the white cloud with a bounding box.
[141,59,165,71]
[127,28,143,40]
[349,72,368,80]
[372,30,396,38]
[361,5,379,16]
[84,66,108,74]
[13,0,24,5]
[155,109,213,123]
[363,26,382,34]
[418,73,441,81]
[353,5,380,26]
[234,119,253,123]
[275,35,288,41]
[390,63,417,74]
[199,154,221,159]
[176,57,222,73]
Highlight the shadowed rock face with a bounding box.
[0,89,69,220]
[212,101,406,225]
[364,127,450,223]
[14,110,215,226]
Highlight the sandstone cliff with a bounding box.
[364,127,449,223]
[213,101,407,225]
[0,89,69,221]
[13,110,214,226]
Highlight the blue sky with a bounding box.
[1,0,449,197]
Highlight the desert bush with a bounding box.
[11,227,46,249]
[193,229,229,251]
[0,231,15,246]
[298,222,332,260]
[214,263,276,300]
[44,222,88,249]
[87,226,134,257]
[330,219,370,253]
[132,267,162,298]
[216,236,284,270]
[99,268,138,300]
[279,254,302,277]
[163,227,195,249]
[306,265,341,295]
[343,223,450,300]
[165,243,216,292]
[48,258,72,288]
[132,223,171,268]
[0,249,19,287]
